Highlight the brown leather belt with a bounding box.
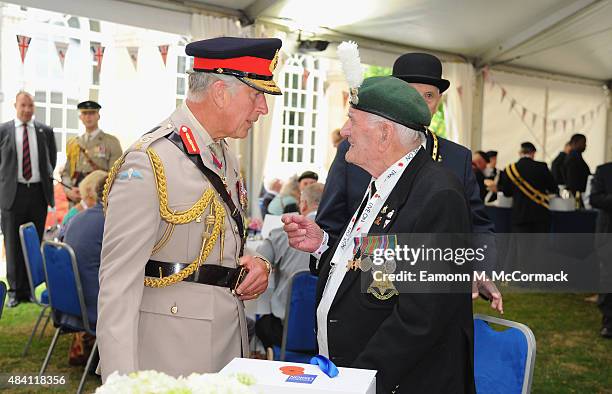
[145,260,247,291]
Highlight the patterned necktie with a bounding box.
[22,123,32,181]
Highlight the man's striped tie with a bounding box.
[22,123,32,180]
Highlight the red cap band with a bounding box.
[193,56,272,76]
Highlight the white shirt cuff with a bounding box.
[311,230,329,260]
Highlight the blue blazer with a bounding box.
[316,133,495,266]
[63,203,105,330]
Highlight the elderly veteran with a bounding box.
[97,37,280,381]
[283,76,475,394]
[61,100,122,204]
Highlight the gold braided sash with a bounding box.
[505,163,550,209]
[102,146,226,288]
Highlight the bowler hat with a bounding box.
[392,53,450,93]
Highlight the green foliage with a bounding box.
[363,65,392,79]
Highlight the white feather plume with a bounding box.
[337,41,363,89]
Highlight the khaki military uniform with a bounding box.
[61,130,122,188]
[97,104,250,381]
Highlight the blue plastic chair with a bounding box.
[41,241,98,394]
[270,271,318,362]
[474,314,536,394]
[0,281,7,319]
[19,222,52,356]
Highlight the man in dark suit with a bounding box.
[564,133,590,196]
[0,91,56,307]
[315,52,501,312]
[551,142,570,185]
[589,162,612,339]
[499,142,557,233]
[284,77,475,393]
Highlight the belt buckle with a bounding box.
[231,266,248,295]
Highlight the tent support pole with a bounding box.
[542,87,549,161]
[470,69,485,151]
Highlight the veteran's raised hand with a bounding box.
[282,214,324,253]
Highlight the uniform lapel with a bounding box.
[329,148,430,309]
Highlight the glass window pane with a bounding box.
[67,16,80,28]
[177,56,186,74]
[312,113,317,128]
[288,129,294,144]
[51,92,63,104]
[298,130,303,144]
[289,112,295,125]
[297,148,303,162]
[313,95,318,109]
[89,88,99,102]
[311,148,315,163]
[311,130,316,145]
[176,78,185,95]
[284,93,288,106]
[288,147,294,162]
[92,66,100,85]
[176,98,183,108]
[67,109,78,129]
[54,132,62,151]
[314,76,319,90]
[300,94,307,109]
[314,58,320,69]
[292,74,298,89]
[67,98,78,106]
[284,75,290,89]
[89,19,101,32]
[34,107,46,123]
[34,91,46,103]
[291,93,297,107]
[281,148,285,162]
[298,112,304,126]
[50,108,63,128]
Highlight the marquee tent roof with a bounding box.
[16,0,612,83]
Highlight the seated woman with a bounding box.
[267,176,300,215]
[61,170,108,229]
[63,175,107,368]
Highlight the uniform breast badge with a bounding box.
[118,167,144,181]
[238,175,248,212]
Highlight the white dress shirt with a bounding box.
[14,119,41,183]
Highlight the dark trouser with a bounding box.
[512,220,550,233]
[255,314,283,349]
[0,183,47,300]
[598,294,612,328]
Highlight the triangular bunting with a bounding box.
[127,46,139,70]
[16,35,32,63]
[158,44,169,66]
[91,43,105,71]
[510,98,516,111]
[55,42,69,69]
[521,107,527,120]
[500,88,507,102]
[302,68,310,89]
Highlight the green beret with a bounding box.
[351,76,431,131]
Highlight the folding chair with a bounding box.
[40,241,98,394]
[0,281,7,319]
[268,270,318,363]
[474,314,536,394]
[19,222,51,356]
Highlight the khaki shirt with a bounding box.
[61,130,122,188]
[97,104,249,381]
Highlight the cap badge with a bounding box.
[269,49,279,73]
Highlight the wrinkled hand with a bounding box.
[66,187,81,203]
[472,276,503,314]
[236,255,269,301]
[282,214,323,253]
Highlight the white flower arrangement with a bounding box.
[95,370,256,394]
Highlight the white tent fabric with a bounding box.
[443,61,476,147]
[482,70,607,170]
